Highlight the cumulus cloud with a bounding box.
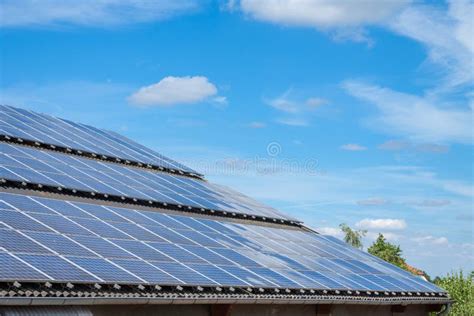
[316,226,343,238]
[344,81,473,144]
[128,76,223,107]
[340,143,367,151]
[229,0,408,44]
[237,0,407,28]
[0,0,200,28]
[356,218,407,230]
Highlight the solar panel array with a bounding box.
[0,105,445,296]
[0,192,442,292]
[0,105,198,175]
[0,142,293,222]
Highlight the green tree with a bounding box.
[339,223,367,249]
[433,270,474,316]
[367,233,406,269]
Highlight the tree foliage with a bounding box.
[367,233,406,269]
[339,223,366,249]
[433,270,474,316]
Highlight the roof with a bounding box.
[0,105,449,305]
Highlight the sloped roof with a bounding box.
[0,105,449,305]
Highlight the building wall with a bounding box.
[0,304,434,316]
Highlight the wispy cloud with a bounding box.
[0,0,200,28]
[389,0,474,89]
[410,199,451,208]
[128,76,225,107]
[356,218,407,230]
[340,143,367,151]
[344,81,472,144]
[413,235,449,246]
[267,89,329,126]
[379,140,450,153]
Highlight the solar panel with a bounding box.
[0,142,296,222]
[0,191,444,293]
[0,105,198,175]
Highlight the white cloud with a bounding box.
[389,0,474,88]
[340,143,367,151]
[344,81,473,144]
[316,226,343,238]
[0,0,199,27]
[267,89,328,126]
[356,218,407,230]
[128,76,222,107]
[232,0,408,44]
[238,0,407,28]
[366,231,401,242]
[413,235,449,246]
[441,181,474,198]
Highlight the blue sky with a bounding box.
[0,0,472,277]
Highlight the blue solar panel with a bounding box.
[27,213,92,236]
[146,242,206,263]
[150,262,216,286]
[0,252,48,281]
[0,209,52,232]
[71,235,133,259]
[0,183,445,293]
[18,254,99,282]
[111,259,183,285]
[0,229,51,254]
[30,198,95,219]
[0,105,198,175]
[217,265,274,287]
[187,264,249,286]
[66,257,142,283]
[111,239,173,262]
[24,231,97,257]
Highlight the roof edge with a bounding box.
[0,282,450,306]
